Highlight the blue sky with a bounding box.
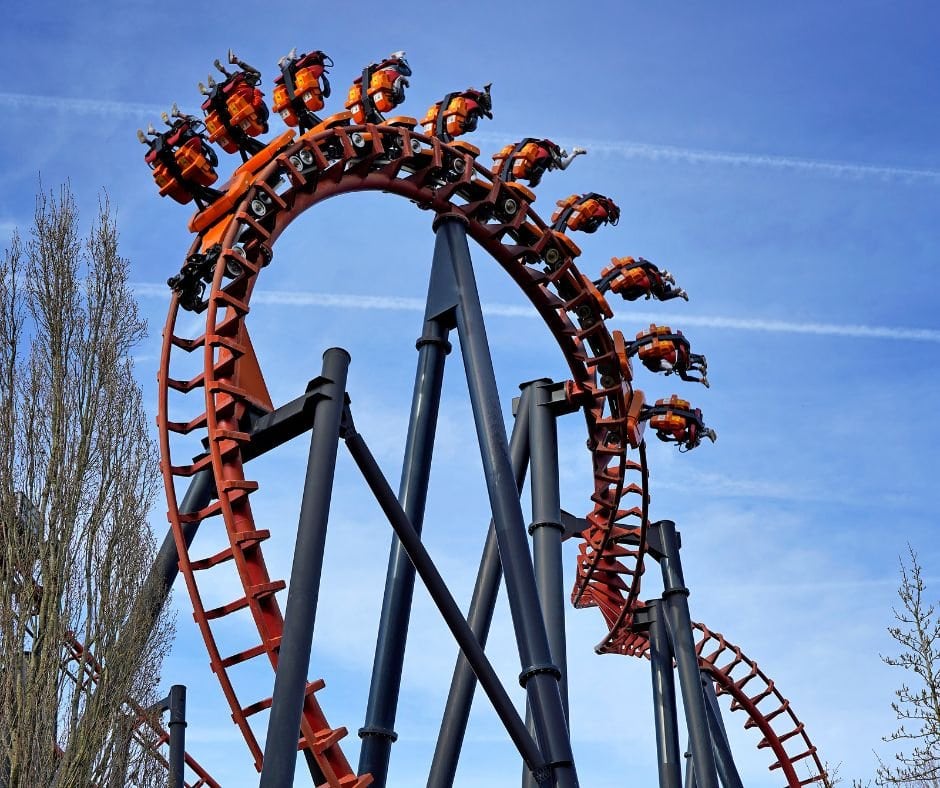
[2,1,939,785]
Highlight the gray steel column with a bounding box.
[259,348,350,788]
[522,379,568,788]
[343,418,547,775]
[651,520,718,788]
[647,600,683,788]
[437,216,578,788]
[359,317,451,784]
[167,684,187,788]
[427,388,532,788]
[527,380,568,713]
[701,674,744,788]
[139,471,214,621]
[684,747,697,788]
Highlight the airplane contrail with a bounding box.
[473,131,940,183]
[561,138,940,182]
[0,91,164,118]
[3,91,938,183]
[132,283,940,343]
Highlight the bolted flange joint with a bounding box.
[518,662,562,688]
[357,725,399,743]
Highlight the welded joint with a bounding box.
[234,376,350,459]
[630,603,657,632]
[530,765,554,786]
[559,510,588,541]
[338,403,357,440]
[645,521,683,561]
[533,756,576,787]
[518,662,562,688]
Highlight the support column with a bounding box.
[649,520,718,788]
[436,216,578,788]
[359,313,451,784]
[527,380,568,714]
[259,348,350,788]
[427,387,532,788]
[701,674,744,788]
[167,684,187,788]
[642,600,683,788]
[522,380,568,788]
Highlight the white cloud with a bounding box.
[4,90,937,184]
[133,282,940,343]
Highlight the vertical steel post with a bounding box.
[701,674,744,788]
[522,380,568,788]
[427,388,532,788]
[259,348,350,788]
[359,315,451,784]
[527,380,568,714]
[650,520,719,788]
[167,684,187,788]
[646,600,683,788]
[436,216,578,788]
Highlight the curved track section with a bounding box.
[693,623,830,787]
[157,123,650,781]
[157,121,827,786]
[63,634,220,787]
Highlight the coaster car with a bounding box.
[346,51,412,124]
[628,325,708,386]
[491,138,585,186]
[420,84,492,143]
[273,48,333,131]
[199,50,269,160]
[167,244,222,312]
[643,395,716,451]
[594,257,688,302]
[551,192,620,233]
[139,108,219,207]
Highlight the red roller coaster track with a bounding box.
[155,99,830,785]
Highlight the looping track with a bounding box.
[157,120,827,785]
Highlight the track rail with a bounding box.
[157,123,648,783]
[156,120,826,785]
[62,634,220,788]
[693,623,830,787]
[11,570,218,786]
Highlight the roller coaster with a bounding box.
[133,46,832,787]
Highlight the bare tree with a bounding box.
[0,184,172,787]
[877,547,940,787]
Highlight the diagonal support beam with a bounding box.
[342,409,549,778]
[427,384,533,787]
